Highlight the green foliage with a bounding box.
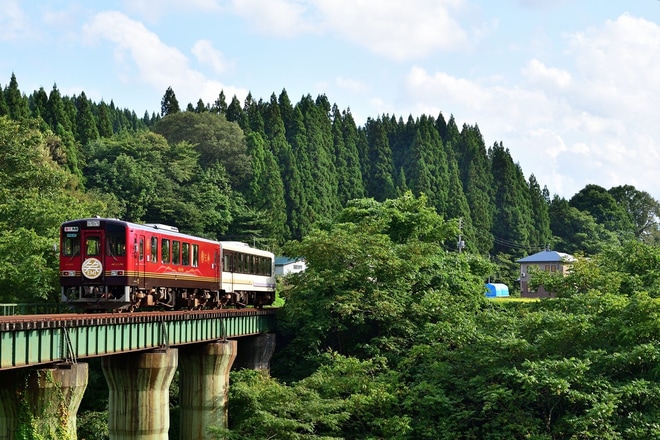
[160,86,180,116]
[570,184,634,238]
[152,111,252,191]
[609,184,660,242]
[549,196,620,255]
[0,117,114,300]
[76,412,109,440]
[531,241,660,298]
[274,193,490,380]
[212,369,349,440]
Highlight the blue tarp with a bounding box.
[485,283,509,298]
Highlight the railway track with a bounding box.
[0,307,278,331]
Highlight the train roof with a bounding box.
[61,218,274,256]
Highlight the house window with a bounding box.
[551,265,557,272]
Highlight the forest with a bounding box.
[1,72,660,438]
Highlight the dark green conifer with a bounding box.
[364,117,396,201]
[490,142,534,256]
[160,86,180,116]
[4,73,30,120]
[75,92,99,146]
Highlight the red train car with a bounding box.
[59,218,276,311]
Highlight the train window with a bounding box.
[182,243,190,266]
[172,241,180,265]
[106,224,126,256]
[86,236,101,256]
[139,238,144,261]
[192,244,199,267]
[62,236,80,256]
[162,239,170,263]
[223,251,232,272]
[150,237,158,263]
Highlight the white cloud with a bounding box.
[314,0,470,60]
[399,14,660,200]
[123,0,222,23]
[192,39,231,75]
[230,0,317,37]
[82,11,247,109]
[522,59,571,89]
[0,0,29,41]
[336,76,368,94]
[228,0,474,60]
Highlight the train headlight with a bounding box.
[110,270,125,276]
[60,271,76,277]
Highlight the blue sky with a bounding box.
[2,0,660,201]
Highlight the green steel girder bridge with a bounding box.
[0,308,276,370]
[0,307,278,439]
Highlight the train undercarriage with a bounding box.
[62,285,273,312]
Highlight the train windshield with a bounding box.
[62,235,80,256]
[85,236,101,256]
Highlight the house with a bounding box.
[275,257,306,276]
[516,249,576,298]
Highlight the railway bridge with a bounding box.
[0,306,277,439]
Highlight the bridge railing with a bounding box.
[0,303,70,316]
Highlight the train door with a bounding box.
[137,235,146,288]
[81,230,104,283]
[215,249,222,289]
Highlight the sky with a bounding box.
[2,0,660,201]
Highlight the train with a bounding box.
[59,218,276,312]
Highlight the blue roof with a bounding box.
[275,256,301,265]
[516,250,576,263]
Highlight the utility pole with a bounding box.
[457,218,465,253]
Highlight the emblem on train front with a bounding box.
[82,258,103,279]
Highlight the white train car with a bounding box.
[219,241,276,307]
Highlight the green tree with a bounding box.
[152,111,252,191]
[608,184,660,241]
[363,117,396,201]
[299,95,340,219]
[333,106,365,205]
[549,195,620,255]
[453,122,494,253]
[570,184,634,237]
[4,73,30,120]
[212,90,228,115]
[75,91,100,147]
[244,130,287,241]
[275,192,485,380]
[489,142,533,256]
[96,101,114,138]
[0,117,113,300]
[280,93,316,238]
[528,174,552,248]
[29,87,49,121]
[160,86,180,116]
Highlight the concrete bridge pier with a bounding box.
[233,333,276,371]
[178,340,237,440]
[0,363,88,440]
[102,349,178,440]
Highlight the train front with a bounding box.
[60,218,132,310]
